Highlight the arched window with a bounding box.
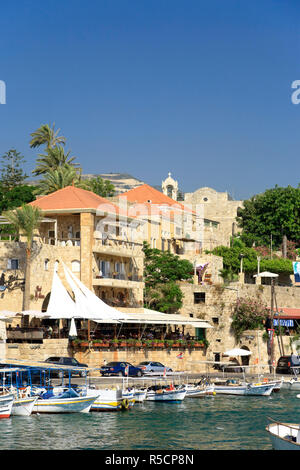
[71,260,80,273]
[54,260,59,272]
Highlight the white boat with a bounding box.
[146,386,187,402]
[33,387,100,414]
[12,395,39,416]
[0,392,14,418]
[133,388,147,402]
[281,378,300,391]
[122,388,136,409]
[184,384,215,397]
[266,420,300,450]
[83,386,124,411]
[214,382,275,396]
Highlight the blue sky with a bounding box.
[0,0,299,200]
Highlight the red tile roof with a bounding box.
[119,184,194,215]
[29,185,121,214]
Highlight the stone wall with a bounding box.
[73,346,207,373]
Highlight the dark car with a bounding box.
[137,361,173,374]
[44,356,89,377]
[100,361,144,377]
[275,355,300,375]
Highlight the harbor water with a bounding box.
[0,389,299,450]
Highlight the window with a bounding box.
[71,260,80,273]
[194,292,206,304]
[212,317,219,325]
[7,259,19,270]
[44,259,49,271]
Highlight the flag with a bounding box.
[177,352,184,359]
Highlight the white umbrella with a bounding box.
[69,317,77,337]
[224,348,252,356]
[253,272,278,278]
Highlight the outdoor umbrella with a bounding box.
[224,348,252,356]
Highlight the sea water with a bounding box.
[0,390,298,450]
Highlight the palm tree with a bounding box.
[4,205,43,311]
[29,123,66,150]
[32,145,79,177]
[36,165,79,194]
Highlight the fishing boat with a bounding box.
[146,384,187,402]
[33,386,100,414]
[281,377,300,391]
[133,388,147,403]
[266,419,300,450]
[80,385,124,411]
[184,383,215,397]
[122,388,136,408]
[213,381,275,396]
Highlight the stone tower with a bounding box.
[162,172,178,201]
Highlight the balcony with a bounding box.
[93,271,144,288]
[39,237,81,247]
[93,237,143,258]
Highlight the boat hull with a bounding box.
[0,393,14,418]
[12,396,39,416]
[266,423,300,450]
[185,385,215,397]
[33,394,99,414]
[88,389,123,411]
[214,383,274,396]
[146,389,187,402]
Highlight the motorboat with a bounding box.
[0,391,14,418]
[266,419,300,450]
[133,388,147,403]
[184,383,215,397]
[122,388,136,409]
[33,386,100,414]
[146,385,187,402]
[213,381,275,396]
[79,384,124,411]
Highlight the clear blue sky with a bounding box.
[0,0,299,200]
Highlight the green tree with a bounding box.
[81,176,115,197]
[32,145,79,177]
[237,185,300,248]
[0,184,36,213]
[143,242,193,313]
[3,205,43,310]
[29,123,66,150]
[0,149,28,190]
[35,165,80,195]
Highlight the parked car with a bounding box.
[137,361,173,374]
[44,356,89,377]
[100,361,144,377]
[275,355,300,375]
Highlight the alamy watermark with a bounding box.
[0,80,6,104]
[291,80,300,104]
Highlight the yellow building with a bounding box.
[0,185,145,317]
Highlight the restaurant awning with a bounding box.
[119,309,213,328]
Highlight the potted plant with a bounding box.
[165,340,174,349]
[110,338,119,348]
[126,338,136,347]
[177,339,187,349]
[142,339,153,348]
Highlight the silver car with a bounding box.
[137,361,173,374]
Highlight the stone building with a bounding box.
[0,185,145,316]
[184,187,243,248]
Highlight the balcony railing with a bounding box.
[93,237,143,256]
[39,237,81,246]
[94,272,143,283]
